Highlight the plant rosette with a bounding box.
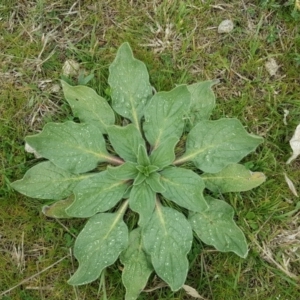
[12,43,265,299]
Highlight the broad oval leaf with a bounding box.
[108,42,152,129]
[149,137,178,169]
[26,121,111,174]
[160,167,208,212]
[68,210,128,285]
[107,124,145,162]
[120,228,153,300]
[143,85,191,149]
[189,196,248,258]
[186,80,219,128]
[202,164,266,193]
[176,118,263,173]
[66,171,129,218]
[11,161,82,200]
[143,205,193,291]
[61,81,115,133]
[129,182,156,227]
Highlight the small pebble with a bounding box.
[218,20,234,33]
[265,58,279,76]
[62,59,80,76]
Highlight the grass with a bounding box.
[1,0,300,299]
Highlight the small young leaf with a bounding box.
[107,124,145,162]
[136,165,159,175]
[42,196,74,218]
[121,228,153,300]
[160,167,208,212]
[143,205,193,291]
[176,118,263,173]
[202,164,266,193]
[129,182,156,227]
[11,161,82,200]
[133,172,146,186]
[137,145,150,166]
[26,122,111,174]
[107,162,138,180]
[143,85,191,149]
[149,137,178,169]
[61,81,115,133]
[145,172,166,193]
[68,210,128,285]
[108,43,152,130]
[186,80,219,126]
[66,171,129,218]
[189,196,248,258]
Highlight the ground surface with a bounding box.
[0,1,300,299]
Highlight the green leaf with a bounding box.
[160,167,208,212]
[108,43,152,130]
[149,137,178,169]
[121,228,153,300]
[107,162,138,180]
[133,172,146,186]
[137,145,150,166]
[68,208,128,285]
[136,165,159,175]
[202,164,266,193]
[107,124,145,162]
[145,172,165,193]
[129,182,156,227]
[11,161,82,200]
[143,85,191,149]
[26,121,111,174]
[176,118,263,173]
[42,196,74,218]
[61,81,115,133]
[143,205,193,291]
[189,196,248,258]
[66,171,129,218]
[186,80,219,126]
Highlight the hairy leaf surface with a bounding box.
[108,43,152,129]
[42,196,74,218]
[187,80,219,125]
[11,161,82,200]
[61,81,115,133]
[143,205,193,291]
[107,124,145,162]
[137,144,150,166]
[121,228,153,300]
[160,167,208,212]
[143,85,191,149]
[177,118,263,173]
[189,196,248,258]
[129,182,156,226]
[149,137,178,169]
[26,121,111,173]
[145,172,165,193]
[202,164,266,193]
[107,162,138,180]
[68,210,128,285]
[66,171,129,217]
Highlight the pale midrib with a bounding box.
[104,200,128,239]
